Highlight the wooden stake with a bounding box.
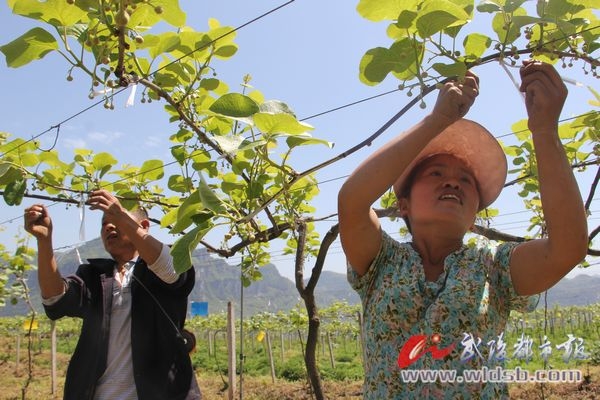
[51,320,57,395]
[327,332,335,369]
[265,331,276,383]
[226,302,236,400]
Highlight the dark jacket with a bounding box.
[44,257,196,400]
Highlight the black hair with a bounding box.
[397,162,423,235]
[130,205,148,221]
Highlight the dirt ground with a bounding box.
[199,367,600,400]
[0,352,598,399]
[194,368,600,400]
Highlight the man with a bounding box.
[24,190,201,400]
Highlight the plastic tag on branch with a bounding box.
[499,59,525,104]
[126,84,137,107]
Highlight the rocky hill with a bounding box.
[2,238,303,317]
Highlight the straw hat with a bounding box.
[393,119,507,211]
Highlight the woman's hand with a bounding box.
[520,60,567,134]
[431,71,480,124]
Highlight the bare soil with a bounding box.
[0,347,598,399]
[195,368,600,400]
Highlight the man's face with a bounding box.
[400,154,480,233]
[100,213,137,257]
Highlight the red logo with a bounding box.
[397,334,456,368]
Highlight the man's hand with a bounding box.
[519,60,567,134]
[24,204,52,240]
[87,189,126,218]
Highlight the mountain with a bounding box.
[189,248,300,315]
[0,238,304,317]
[538,274,600,308]
[313,270,360,306]
[1,238,599,317]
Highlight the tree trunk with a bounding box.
[294,221,340,400]
[303,291,324,399]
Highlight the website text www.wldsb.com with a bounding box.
[401,367,582,384]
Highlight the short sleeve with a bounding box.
[347,231,396,300]
[493,242,539,313]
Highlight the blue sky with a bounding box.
[0,0,599,282]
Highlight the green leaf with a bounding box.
[503,0,528,13]
[128,0,186,29]
[160,207,179,229]
[175,30,210,59]
[510,15,543,30]
[259,100,297,116]
[41,168,66,190]
[286,135,334,149]
[38,150,67,168]
[171,225,211,274]
[139,32,180,59]
[18,152,40,167]
[476,0,503,13]
[214,44,238,58]
[190,150,219,177]
[206,21,236,45]
[0,28,58,68]
[209,93,259,118]
[198,174,226,214]
[431,62,467,78]
[154,0,186,27]
[395,10,418,31]
[92,152,118,179]
[9,0,88,26]
[3,179,26,206]
[356,0,417,21]
[139,159,164,181]
[220,173,244,195]
[200,78,222,91]
[169,190,205,234]
[167,175,193,193]
[213,135,244,155]
[253,113,314,136]
[0,163,23,186]
[463,33,491,59]
[359,38,418,85]
[492,7,527,43]
[416,0,470,38]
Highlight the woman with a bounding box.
[338,61,588,399]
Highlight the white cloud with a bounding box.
[88,130,123,143]
[144,136,162,148]
[63,138,87,149]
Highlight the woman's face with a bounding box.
[399,154,480,233]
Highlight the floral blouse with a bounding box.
[348,231,539,399]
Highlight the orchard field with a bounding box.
[0,301,600,399]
